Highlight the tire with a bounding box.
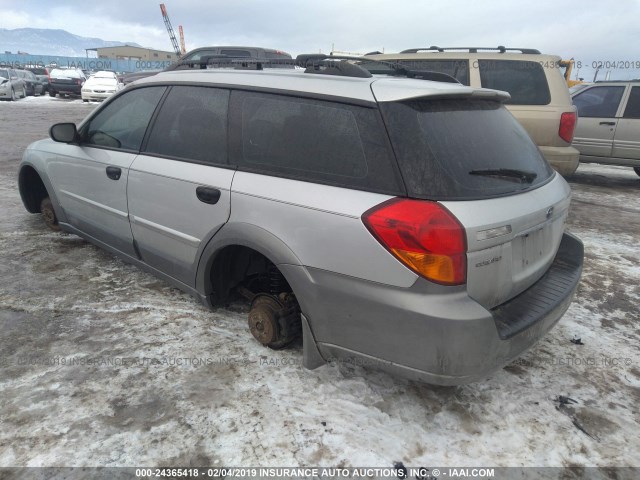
[40,197,61,231]
[49,90,56,98]
[82,99,89,103]
[634,167,640,177]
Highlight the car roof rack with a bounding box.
[169,54,296,71]
[397,46,541,54]
[296,54,460,83]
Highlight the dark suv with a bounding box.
[48,68,86,97]
[122,46,293,84]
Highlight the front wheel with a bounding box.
[40,197,61,231]
[49,90,56,97]
[634,167,640,177]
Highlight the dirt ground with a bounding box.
[0,96,639,472]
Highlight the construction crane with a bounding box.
[178,25,186,55]
[159,3,181,57]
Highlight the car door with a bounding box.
[45,86,166,257]
[612,86,640,164]
[127,86,233,287]
[572,85,626,158]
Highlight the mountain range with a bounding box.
[0,28,141,57]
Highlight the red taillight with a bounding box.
[559,111,577,143]
[362,198,467,285]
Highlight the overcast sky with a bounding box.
[1,0,639,80]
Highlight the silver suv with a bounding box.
[18,57,584,385]
[365,47,581,176]
[571,80,640,176]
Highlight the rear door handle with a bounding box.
[599,121,616,126]
[196,186,221,205]
[106,166,121,180]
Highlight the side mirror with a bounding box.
[50,123,78,143]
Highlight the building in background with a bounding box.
[87,45,178,62]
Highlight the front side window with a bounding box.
[479,60,551,105]
[573,86,625,118]
[82,86,166,150]
[145,86,229,164]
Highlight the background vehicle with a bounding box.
[81,71,124,102]
[48,68,86,98]
[365,47,580,176]
[25,66,51,93]
[16,69,44,96]
[0,68,26,100]
[18,57,583,385]
[571,80,640,176]
[122,45,293,84]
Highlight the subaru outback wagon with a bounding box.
[18,58,584,385]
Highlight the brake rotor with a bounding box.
[248,294,283,346]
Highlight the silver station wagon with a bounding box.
[18,57,584,385]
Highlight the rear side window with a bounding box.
[83,86,166,151]
[623,87,640,119]
[573,86,625,118]
[479,60,551,105]
[145,86,229,164]
[230,91,404,195]
[360,60,469,85]
[380,99,554,200]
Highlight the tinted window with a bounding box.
[380,99,554,200]
[145,86,229,164]
[623,86,640,119]
[220,49,251,57]
[83,87,165,150]
[231,92,403,194]
[573,86,625,118]
[479,60,551,105]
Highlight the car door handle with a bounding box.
[106,166,121,180]
[196,186,221,205]
[599,121,616,126]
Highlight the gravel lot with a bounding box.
[1,96,639,471]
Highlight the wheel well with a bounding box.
[18,166,49,213]
[209,245,292,305]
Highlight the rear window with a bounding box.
[478,60,551,105]
[28,68,47,75]
[50,69,82,79]
[379,99,554,200]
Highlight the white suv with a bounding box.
[18,56,584,385]
[365,47,580,176]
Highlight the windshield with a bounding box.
[379,99,554,200]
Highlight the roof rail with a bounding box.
[397,46,541,54]
[296,53,459,83]
[169,54,296,71]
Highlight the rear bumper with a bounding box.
[539,145,580,176]
[50,84,82,94]
[288,232,584,386]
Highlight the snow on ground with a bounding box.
[0,98,639,471]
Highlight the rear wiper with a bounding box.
[469,168,537,184]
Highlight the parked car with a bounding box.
[364,47,580,176]
[25,66,51,93]
[571,80,640,176]
[16,69,44,96]
[48,68,86,97]
[122,45,293,84]
[18,57,583,385]
[0,68,26,100]
[81,71,123,102]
